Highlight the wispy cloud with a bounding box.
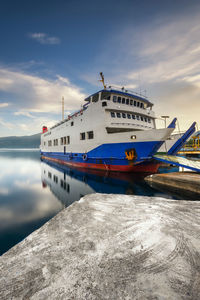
[0,67,87,136]
[125,18,200,85]
[81,9,200,130]
[0,102,9,108]
[18,123,30,131]
[14,111,35,118]
[0,67,86,113]
[29,33,60,45]
[0,118,14,129]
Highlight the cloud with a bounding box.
[0,187,9,195]
[0,118,14,129]
[18,123,30,131]
[0,102,9,108]
[29,32,60,45]
[0,67,86,113]
[14,111,35,118]
[81,9,200,130]
[183,74,200,87]
[0,67,87,136]
[119,14,200,86]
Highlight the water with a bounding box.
[0,149,188,256]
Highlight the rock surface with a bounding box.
[0,193,200,299]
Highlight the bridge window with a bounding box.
[137,102,140,107]
[127,114,131,119]
[130,99,133,105]
[111,112,115,118]
[126,98,129,105]
[136,115,140,120]
[113,96,117,102]
[117,96,121,103]
[122,98,125,104]
[134,100,136,106]
[132,115,136,119]
[92,93,99,102]
[117,112,121,118]
[148,118,151,123]
[140,103,144,108]
[141,116,144,121]
[102,101,107,107]
[122,113,126,118]
[101,91,110,100]
[144,117,147,122]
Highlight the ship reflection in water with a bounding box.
[0,150,177,256]
[41,159,171,207]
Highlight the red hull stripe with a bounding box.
[41,156,160,173]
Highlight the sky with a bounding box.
[0,0,200,136]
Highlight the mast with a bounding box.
[62,96,64,121]
[99,72,106,89]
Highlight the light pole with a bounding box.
[161,115,169,128]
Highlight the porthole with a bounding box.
[131,135,136,140]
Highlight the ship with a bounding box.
[40,73,177,173]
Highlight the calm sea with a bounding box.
[0,149,192,255]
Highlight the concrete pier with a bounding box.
[146,172,200,197]
[0,193,200,299]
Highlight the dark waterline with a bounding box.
[0,150,192,256]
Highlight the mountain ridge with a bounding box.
[0,133,41,148]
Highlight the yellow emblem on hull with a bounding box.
[125,148,137,161]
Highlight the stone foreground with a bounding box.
[0,194,200,300]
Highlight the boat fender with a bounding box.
[82,153,88,161]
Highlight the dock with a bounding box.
[145,172,200,197]
[0,193,200,299]
[178,150,200,155]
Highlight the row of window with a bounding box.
[48,172,70,192]
[80,131,94,140]
[47,136,70,147]
[44,131,94,147]
[113,96,145,108]
[97,91,147,109]
[61,136,70,145]
[110,112,152,123]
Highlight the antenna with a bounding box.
[138,74,141,95]
[99,72,106,89]
[62,96,64,121]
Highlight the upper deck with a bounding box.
[84,89,153,108]
[46,88,155,135]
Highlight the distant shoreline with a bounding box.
[0,148,40,151]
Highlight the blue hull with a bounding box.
[41,140,163,172]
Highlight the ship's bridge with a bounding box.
[84,89,153,109]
